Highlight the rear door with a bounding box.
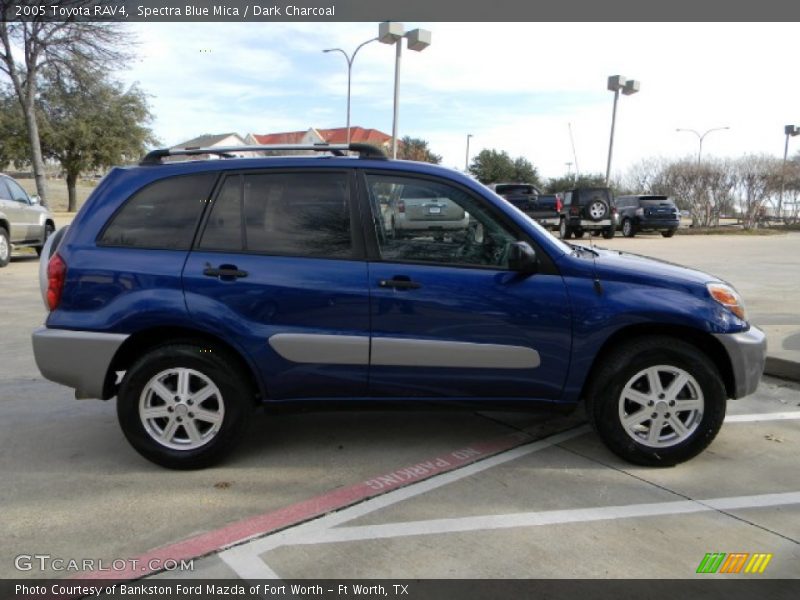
[362,171,571,401]
[183,169,371,400]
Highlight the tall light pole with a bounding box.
[323,37,378,146]
[779,124,799,219]
[378,22,432,159]
[605,75,640,184]
[465,133,473,171]
[676,126,730,164]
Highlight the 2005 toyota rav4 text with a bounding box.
[32,143,766,469]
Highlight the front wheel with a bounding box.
[622,218,635,238]
[662,229,676,238]
[559,218,572,240]
[587,337,726,467]
[0,227,9,268]
[117,343,255,469]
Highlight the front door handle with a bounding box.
[203,264,248,280]
[379,277,421,290]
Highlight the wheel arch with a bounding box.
[580,324,735,402]
[103,326,265,402]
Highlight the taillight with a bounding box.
[555,199,563,212]
[397,200,405,213]
[570,207,579,216]
[47,253,66,311]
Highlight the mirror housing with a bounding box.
[508,241,538,274]
[30,194,41,205]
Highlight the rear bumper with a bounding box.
[636,218,679,230]
[713,326,767,399]
[568,218,613,229]
[32,327,128,399]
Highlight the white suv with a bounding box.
[0,174,55,267]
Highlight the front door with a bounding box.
[183,169,371,399]
[362,172,572,401]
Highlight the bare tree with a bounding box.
[0,2,130,203]
[733,154,782,229]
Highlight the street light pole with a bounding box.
[323,37,378,146]
[379,22,432,159]
[675,127,730,164]
[465,133,473,171]
[605,75,640,185]
[779,124,799,219]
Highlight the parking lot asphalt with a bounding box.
[1,230,799,581]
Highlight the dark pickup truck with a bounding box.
[487,184,560,229]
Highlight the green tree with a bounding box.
[545,173,607,193]
[0,89,29,169]
[396,136,442,164]
[37,68,156,211]
[469,149,514,183]
[0,5,129,203]
[511,157,541,188]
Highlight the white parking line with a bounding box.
[725,411,800,422]
[219,410,800,580]
[294,491,800,545]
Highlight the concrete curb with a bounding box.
[764,356,800,383]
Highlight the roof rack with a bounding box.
[139,142,387,165]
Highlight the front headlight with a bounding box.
[707,282,747,321]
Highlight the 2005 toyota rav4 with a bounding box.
[32,143,766,469]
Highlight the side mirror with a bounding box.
[30,194,41,205]
[508,241,538,274]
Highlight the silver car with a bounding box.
[386,182,469,239]
[0,174,55,267]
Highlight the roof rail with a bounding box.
[139,142,387,165]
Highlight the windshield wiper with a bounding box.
[569,243,599,257]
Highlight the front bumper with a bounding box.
[713,326,767,399]
[32,327,128,399]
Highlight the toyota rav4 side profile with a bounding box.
[32,143,766,469]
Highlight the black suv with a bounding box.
[615,195,680,238]
[558,187,615,239]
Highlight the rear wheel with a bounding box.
[559,218,572,240]
[0,227,9,268]
[586,337,726,466]
[117,343,254,469]
[573,230,585,239]
[622,218,635,238]
[662,229,676,238]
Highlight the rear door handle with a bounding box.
[379,278,421,290]
[203,264,248,280]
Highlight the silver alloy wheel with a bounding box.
[589,201,607,220]
[617,365,704,448]
[0,234,8,261]
[559,219,567,238]
[139,368,225,451]
[622,219,632,236]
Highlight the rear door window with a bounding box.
[99,173,217,249]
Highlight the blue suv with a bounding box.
[32,143,766,469]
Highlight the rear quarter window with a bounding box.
[98,173,217,249]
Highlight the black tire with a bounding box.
[35,222,55,257]
[622,218,635,238]
[586,337,726,467]
[573,230,585,239]
[117,343,255,469]
[559,218,572,240]
[0,227,9,268]
[602,227,615,239]
[662,229,676,238]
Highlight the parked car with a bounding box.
[616,195,680,238]
[386,181,470,239]
[529,194,561,230]
[558,187,616,239]
[0,174,55,267]
[486,183,539,213]
[33,143,765,469]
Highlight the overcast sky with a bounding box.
[122,22,799,180]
